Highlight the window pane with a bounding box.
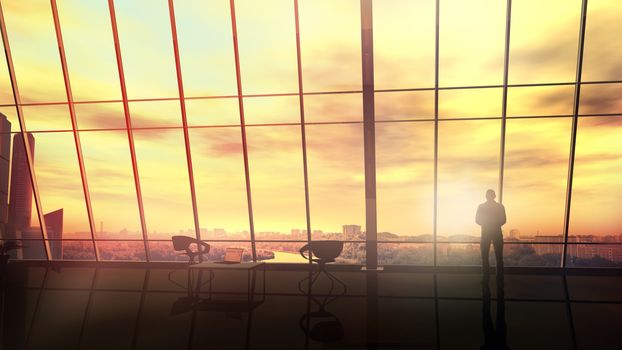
[29,132,91,239]
[582,0,622,81]
[509,0,581,84]
[133,129,195,238]
[175,0,237,97]
[439,88,502,118]
[0,52,13,104]
[373,0,435,89]
[503,118,571,241]
[189,127,250,240]
[505,243,562,267]
[61,240,96,260]
[74,102,126,130]
[115,0,178,99]
[437,243,481,266]
[378,243,433,266]
[21,104,72,132]
[57,0,121,102]
[306,124,365,236]
[507,86,575,117]
[244,96,300,125]
[129,100,182,128]
[439,0,506,87]
[80,130,142,239]
[303,93,362,123]
[246,126,306,239]
[437,120,500,241]
[235,0,298,94]
[375,91,435,121]
[376,122,434,240]
[3,0,66,103]
[97,241,146,261]
[186,98,240,126]
[579,83,622,115]
[566,243,622,267]
[569,117,622,242]
[299,0,361,92]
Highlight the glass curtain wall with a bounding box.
[0,0,620,267]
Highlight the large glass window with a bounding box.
[1,0,620,267]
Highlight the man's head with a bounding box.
[486,189,496,201]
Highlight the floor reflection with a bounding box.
[481,281,508,350]
[1,265,621,349]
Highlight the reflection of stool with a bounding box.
[297,241,347,296]
[299,309,344,343]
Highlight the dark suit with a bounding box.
[476,201,506,280]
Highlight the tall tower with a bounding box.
[8,132,35,235]
[44,209,63,259]
[0,113,11,228]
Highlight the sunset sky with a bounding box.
[0,0,620,240]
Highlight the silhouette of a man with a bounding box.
[476,189,506,283]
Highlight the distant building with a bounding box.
[532,235,564,256]
[342,225,361,240]
[44,209,63,259]
[0,114,11,227]
[508,229,520,240]
[8,133,35,236]
[213,228,226,238]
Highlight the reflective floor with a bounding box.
[1,264,621,349]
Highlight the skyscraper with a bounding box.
[44,208,63,259]
[0,113,11,228]
[8,132,34,235]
